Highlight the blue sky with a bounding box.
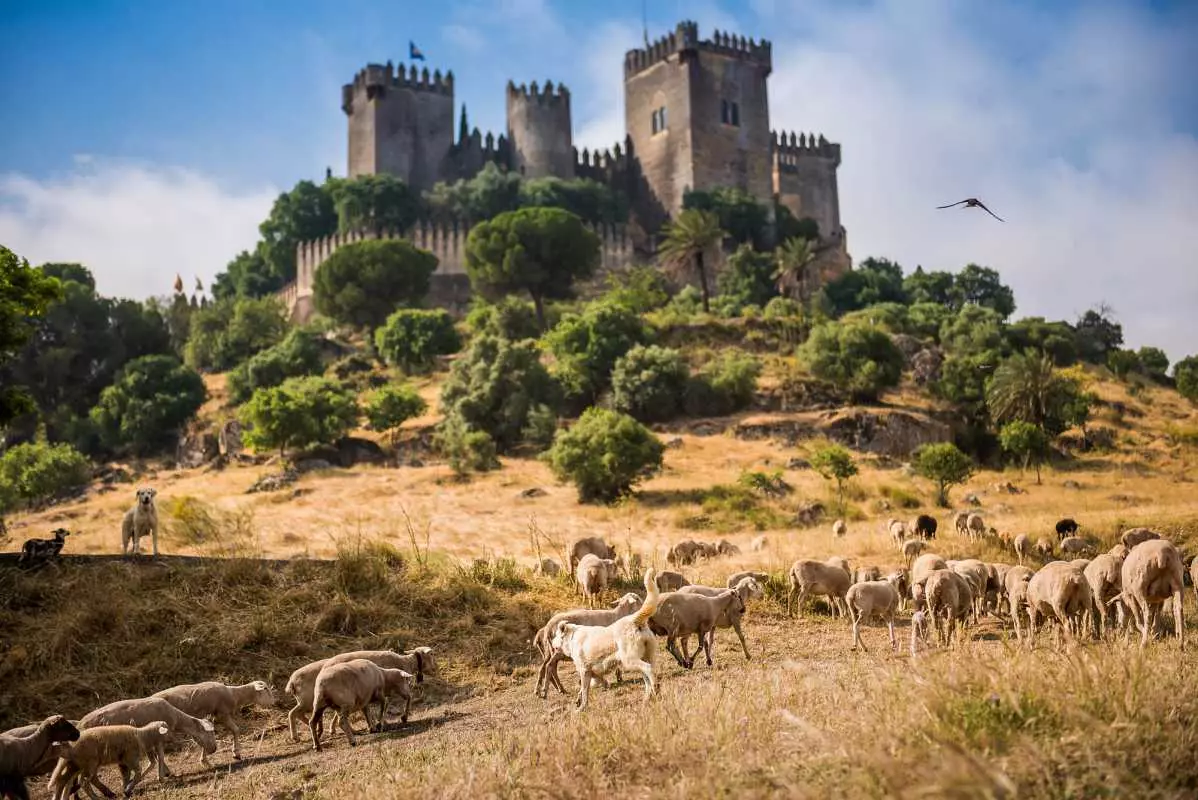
[1,0,1196,358]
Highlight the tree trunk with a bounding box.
[696,252,710,314]
[532,294,547,332]
[1034,461,1042,484]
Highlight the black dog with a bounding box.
[1055,518,1079,541]
[18,527,70,567]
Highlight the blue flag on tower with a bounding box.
[409,41,425,61]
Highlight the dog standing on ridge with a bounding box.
[122,487,160,557]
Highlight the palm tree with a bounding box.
[986,350,1062,429]
[773,236,821,304]
[657,209,725,313]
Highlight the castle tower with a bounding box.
[623,21,774,227]
[506,80,574,179]
[772,131,844,247]
[342,61,455,191]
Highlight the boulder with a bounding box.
[734,409,951,459]
[246,468,299,494]
[334,436,386,467]
[176,431,220,469]
[218,420,244,456]
[910,347,944,385]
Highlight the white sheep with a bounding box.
[925,569,972,646]
[677,576,764,661]
[575,553,619,609]
[845,577,901,651]
[717,539,741,556]
[48,722,171,800]
[909,609,930,656]
[854,565,881,584]
[65,697,216,781]
[825,556,851,578]
[1026,561,1092,646]
[832,519,847,538]
[887,518,907,548]
[1118,539,1185,650]
[910,552,948,610]
[533,594,643,698]
[750,534,768,552]
[568,536,616,574]
[787,560,851,617]
[151,680,275,761]
[901,539,925,569]
[725,570,768,589]
[1013,534,1032,565]
[648,589,745,668]
[1004,566,1035,642]
[948,559,989,621]
[0,715,79,796]
[965,513,985,540]
[953,511,970,537]
[1034,538,1054,561]
[1120,527,1160,550]
[1084,553,1125,637]
[121,487,159,557]
[535,558,561,577]
[656,570,689,592]
[308,659,414,751]
[1059,536,1096,558]
[284,648,434,743]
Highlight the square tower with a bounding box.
[624,21,774,227]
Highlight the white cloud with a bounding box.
[574,21,638,152]
[0,160,276,300]
[572,1,1198,359]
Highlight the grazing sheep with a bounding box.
[725,571,768,589]
[832,519,848,538]
[966,513,986,541]
[845,578,902,651]
[1118,539,1185,650]
[1004,566,1035,641]
[551,568,661,710]
[678,576,764,661]
[1026,561,1092,646]
[151,680,275,761]
[986,563,1012,616]
[909,610,930,655]
[69,698,215,779]
[0,715,79,799]
[575,553,619,609]
[17,528,70,568]
[284,648,433,743]
[568,536,616,574]
[1034,538,1054,561]
[121,487,160,557]
[649,588,745,668]
[47,722,171,800]
[925,569,973,646]
[1013,534,1031,565]
[535,558,562,577]
[698,541,720,559]
[533,594,643,698]
[948,559,989,620]
[1055,518,1079,540]
[953,511,970,537]
[787,560,851,617]
[667,540,703,567]
[1120,527,1160,550]
[717,539,741,556]
[910,553,948,594]
[854,565,881,584]
[901,539,925,569]
[308,660,414,751]
[656,570,689,592]
[913,514,937,540]
[887,519,907,548]
[886,569,911,610]
[1108,543,1130,561]
[826,556,851,578]
[1084,554,1125,637]
[750,534,768,552]
[1060,536,1096,558]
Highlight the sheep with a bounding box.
[697,541,720,559]
[1084,554,1125,637]
[966,513,986,541]
[1034,538,1054,561]
[1026,561,1093,646]
[986,563,1012,617]
[887,518,907,548]
[649,589,745,668]
[121,487,159,557]
[832,519,847,538]
[910,552,948,602]
[575,553,619,609]
[786,559,851,617]
[750,534,768,552]
[66,697,215,781]
[1055,518,1079,540]
[845,577,902,651]
[948,559,989,620]
[1059,536,1096,558]
[677,576,763,662]
[886,569,911,610]
[826,556,851,578]
[953,511,970,537]
[1108,543,1130,561]
[909,610,930,656]
[902,539,925,569]
[716,539,740,556]
[533,594,643,698]
[151,680,275,761]
[726,570,768,589]
[1004,566,1035,641]
[535,558,561,577]
[284,648,433,743]
[1120,527,1160,550]
[667,540,703,567]
[2,721,82,781]
[656,570,689,592]
[551,568,661,711]
[17,528,70,568]
[0,715,79,799]
[912,514,937,540]
[308,660,414,751]
[854,565,881,584]
[47,722,171,800]
[568,536,616,574]
[1118,539,1185,650]
[925,569,973,646]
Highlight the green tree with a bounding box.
[956,264,1016,319]
[365,384,427,444]
[89,355,207,455]
[1136,346,1169,381]
[465,296,544,341]
[212,248,277,299]
[545,407,664,503]
[610,345,690,423]
[914,442,975,507]
[999,420,1050,484]
[330,174,424,234]
[774,237,822,306]
[435,412,500,475]
[520,176,629,224]
[313,239,437,329]
[809,443,858,514]
[823,257,908,315]
[986,351,1084,437]
[1175,355,1198,404]
[684,351,762,416]
[798,322,904,402]
[256,179,339,287]
[774,204,820,244]
[426,162,523,223]
[940,305,1006,357]
[658,209,726,314]
[1107,348,1141,380]
[227,326,325,403]
[682,187,769,247]
[464,206,600,330]
[0,441,91,513]
[240,376,358,457]
[0,246,64,425]
[716,244,777,312]
[542,301,647,405]
[902,266,959,309]
[373,309,462,373]
[1075,304,1123,363]
[1005,317,1079,366]
[603,266,671,314]
[184,296,289,372]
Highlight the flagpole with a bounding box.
[642,0,649,47]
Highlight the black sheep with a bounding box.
[1055,518,1079,541]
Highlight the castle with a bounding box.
[283,20,848,321]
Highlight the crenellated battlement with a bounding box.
[506,79,570,105]
[624,20,771,78]
[771,130,841,170]
[342,61,453,113]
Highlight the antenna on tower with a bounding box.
[642,0,649,47]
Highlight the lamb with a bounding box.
[284,648,433,743]
[886,569,910,610]
[750,534,768,552]
[966,513,986,541]
[308,660,414,751]
[649,589,745,668]
[47,722,171,800]
[1059,536,1096,558]
[656,570,689,592]
[0,715,79,799]
[845,577,902,651]
[17,528,70,568]
[1120,527,1160,550]
[832,519,847,538]
[1055,518,1079,540]
[1118,539,1185,650]
[1084,554,1125,637]
[1026,561,1093,646]
[121,487,159,557]
[551,568,661,711]
[902,539,925,569]
[924,569,973,646]
[151,680,275,761]
[66,698,215,780]
[1004,566,1035,642]
[1034,538,1054,561]
[986,563,1012,616]
[887,518,907,547]
[786,559,851,617]
[909,610,930,656]
[575,553,619,609]
[1013,533,1032,565]
[725,570,768,589]
[533,594,643,698]
[568,536,616,574]
[912,514,937,540]
[677,576,763,662]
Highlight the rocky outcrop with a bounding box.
[177,430,220,468]
[734,408,952,458]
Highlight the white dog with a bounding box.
[551,567,661,710]
[122,487,159,557]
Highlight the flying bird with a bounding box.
[937,198,1004,222]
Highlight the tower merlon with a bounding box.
[343,61,453,114]
[772,130,841,168]
[506,79,571,104]
[624,20,771,78]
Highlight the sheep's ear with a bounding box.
[201,720,215,732]
[253,680,267,690]
[158,725,169,735]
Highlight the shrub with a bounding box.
[184,296,289,372]
[435,413,500,475]
[228,327,325,403]
[736,469,792,498]
[373,309,462,373]
[684,351,762,416]
[611,345,689,422]
[520,404,559,450]
[798,322,904,402]
[0,441,91,513]
[914,442,975,507]
[999,420,1050,484]
[601,266,670,313]
[89,355,207,455]
[542,301,647,406]
[1107,349,1140,380]
[365,385,427,442]
[763,296,803,319]
[1136,346,1169,381]
[545,407,664,503]
[313,239,438,329]
[1176,355,1198,404]
[809,443,858,513]
[240,376,358,456]
[465,296,544,341]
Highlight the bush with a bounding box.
[228,327,325,403]
[798,322,904,402]
[611,345,689,422]
[313,239,438,329]
[1107,349,1140,380]
[365,385,427,442]
[1176,355,1198,404]
[542,301,647,405]
[435,413,500,475]
[809,443,858,513]
[601,266,671,313]
[914,442,975,507]
[545,407,664,503]
[89,355,207,455]
[184,296,289,372]
[465,297,544,341]
[684,351,762,416]
[0,441,91,513]
[240,376,358,456]
[373,309,462,373]
[520,404,559,450]
[763,296,803,319]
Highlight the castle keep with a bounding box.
[285,21,847,320]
